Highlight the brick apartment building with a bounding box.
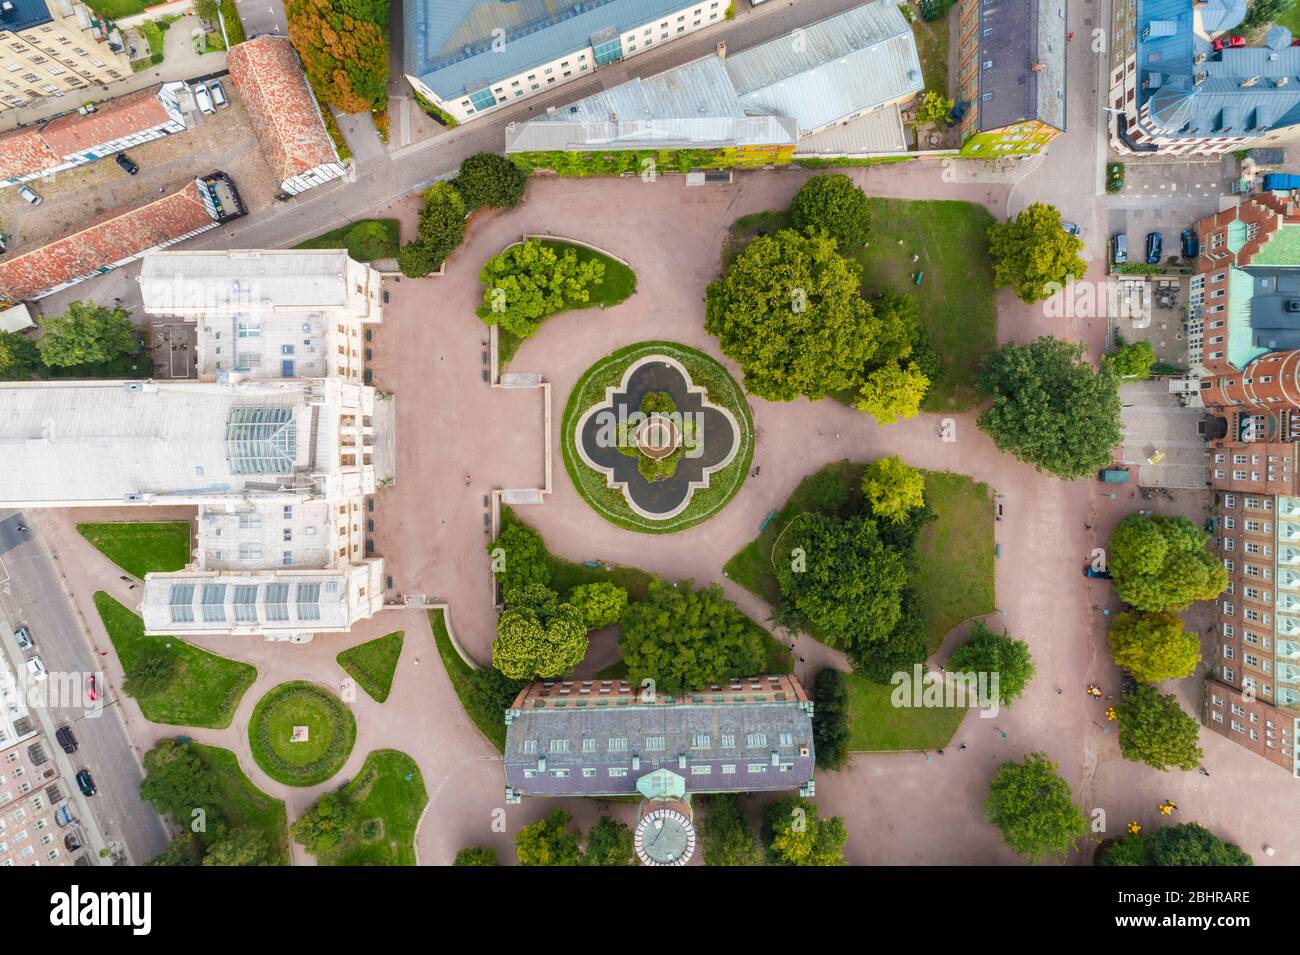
[1190,190,1300,775]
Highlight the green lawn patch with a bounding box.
[190,743,291,863]
[559,341,754,534]
[429,608,506,752]
[77,521,190,578]
[336,631,404,703]
[915,471,995,653]
[93,592,255,729]
[83,0,150,18]
[911,14,951,95]
[315,750,428,866]
[294,218,401,261]
[497,239,637,368]
[845,675,967,750]
[247,682,356,786]
[848,198,996,412]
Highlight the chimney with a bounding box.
[716,40,727,59]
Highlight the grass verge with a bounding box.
[294,219,400,261]
[336,631,404,703]
[429,608,505,752]
[77,521,190,578]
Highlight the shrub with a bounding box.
[454,152,527,211]
[788,173,871,251]
[398,181,466,276]
[811,668,851,770]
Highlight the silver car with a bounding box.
[18,185,41,206]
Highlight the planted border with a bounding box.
[247,681,357,787]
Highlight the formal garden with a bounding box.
[563,343,752,532]
[247,681,357,787]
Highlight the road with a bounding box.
[0,511,171,865]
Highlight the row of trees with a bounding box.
[0,301,138,380]
[705,175,936,424]
[286,0,388,115]
[399,153,528,277]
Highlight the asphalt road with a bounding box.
[0,511,171,865]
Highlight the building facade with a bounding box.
[404,0,732,124]
[1108,0,1300,156]
[0,0,133,114]
[955,0,1067,156]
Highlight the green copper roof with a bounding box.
[1228,219,1249,256]
[1249,223,1300,266]
[636,768,686,800]
[1228,266,1268,370]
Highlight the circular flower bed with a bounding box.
[247,681,357,787]
[561,341,753,533]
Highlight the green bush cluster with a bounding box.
[510,146,788,177]
[247,683,356,786]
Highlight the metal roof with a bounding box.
[404,0,691,99]
[141,571,354,632]
[139,250,354,311]
[974,0,1067,134]
[722,0,923,133]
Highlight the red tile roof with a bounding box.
[0,182,215,303]
[0,86,176,181]
[227,36,339,184]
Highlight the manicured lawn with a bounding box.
[559,341,754,534]
[497,239,638,367]
[247,682,356,786]
[848,198,997,412]
[93,592,255,729]
[500,506,655,601]
[429,608,506,752]
[336,631,404,703]
[845,675,967,751]
[915,471,995,653]
[314,750,428,866]
[294,218,401,261]
[190,743,291,864]
[84,0,151,19]
[77,521,190,578]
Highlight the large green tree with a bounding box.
[1105,336,1157,380]
[861,455,926,524]
[476,238,605,340]
[1108,610,1201,682]
[987,202,1086,303]
[984,752,1087,863]
[1116,684,1203,771]
[619,579,767,693]
[946,623,1035,706]
[515,809,581,866]
[788,173,871,251]
[454,846,498,866]
[698,794,765,866]
[565,582,628,630]
[398,182,466,277]
[1148,823,1252,866]
[1107,514,1228,612]
[203,827,276,867]
[705,229,927,414]
[488,520,552,594]
[291,793,353,855]
[37,301,134,368]
[811,668,851,770]
[454,152,527,211]
[976,336,1123,479]
[491,586,588,680]
[0,330,40,379]
[581,817,636,866]
[761,797,848,866]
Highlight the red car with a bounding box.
[1213,35,1247,52]
[83,674,97,702]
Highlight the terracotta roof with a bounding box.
[0,182,215,303]
[227,36,339,184]
[0,86,176,181]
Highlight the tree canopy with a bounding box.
[581,817,636,866]
[1107,514,1227,612]
[454,846,498,866]
[698,794,765,866]
[984,752,1087,863]
[488,520,551,594]
[1147,823,1252,866]
[946,623,1036,706]
[0,330,39,380]
[1105,336,1157,380]
[398,182,466,277]
[1116,684,1203,771]
[1108,610,1201,683]
[515,809,581,866]
[761,797,848,866]
[987,202,1086,303]
[565,582,628,630]
[811,668,851,770]
[491,585,588,680]
[618,579,767,693]
[476,238,605,340]
[291,793,353,855]
[861,455,926,524]
[286,0,389,113]
[37,301,135,368]
[704,228,928,417]
[454,152,527,211]
[976,336,1123,479]
[788,173,871,251]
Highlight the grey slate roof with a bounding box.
[974,0,1067,134]
[1136,0,1300,141]
[1245,267,1300,352]
[723,0,923,133]
[503,680,816,798]
[404,0,691,100]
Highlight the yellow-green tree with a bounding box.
[1108,610,1201,682]
[861,455,926,523]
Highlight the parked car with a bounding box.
[75,769,96,797]
[83,674,97,702]
[1145,231,1163,265]
[25,656,47,682]
[194,82,215,115]
[1099,467,1131,483]
[1112,233,1128,264]
[114,152,138,175]
[1180,229,1199,258]
[1212,35,1247,52]
[14,626,32,650]
[1083,565,1113,579]
[1062,221,1081,236]
[56,725,78,754]
[209,79,228,108]
[18,185,41,206]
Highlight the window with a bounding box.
[581,738,596,753]
[169,585,195,623]
[608,738,627,752]
[522,739,537,754]
[296,583,321,621]
[265,584,289,621]
[548,739,569,753]
[720,734,735,748]
[747,763,768,773]
[690,765,712,775]
[607,767,628,777]
[779,732,794,747]
[644,736,665,751]
[746,733,767,747]
[201,584,226,622]
[233,585,258,622]
[691,734,710,749]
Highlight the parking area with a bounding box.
[150,322,196,379]
[1118,379,1211,488]
[0,78,277,256]
[1111,155,1240,205]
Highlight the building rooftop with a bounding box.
[0,181,215,304]
[141,570,356,632]
[0,380,325,505]
[0,0,54,35]
[404,0,690,99]
[139,250,356,312]
[973,0,1067,134]
[722,0,923,133]
[226,36,338,184]
[503,675,815,798]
